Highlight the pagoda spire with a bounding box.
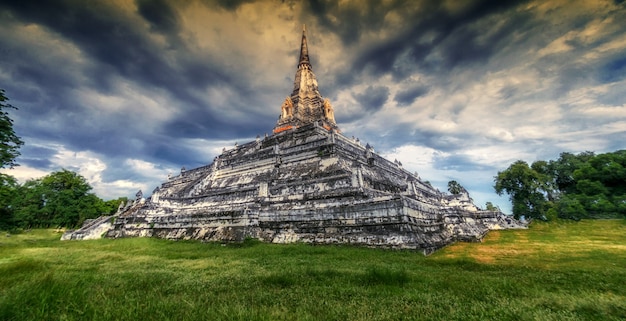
[298,24,311,68]
[273,26,339,134]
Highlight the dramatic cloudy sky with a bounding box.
[1,0,625,212]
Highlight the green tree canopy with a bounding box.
[552,151,595,194]
[103,197,129,215]
[485,202,499,211]
[494,160,548,220]
[0,89,24,169]
[12,170,107,228]
[0,173,19,229]
[447,180,464,195]
[495,150,626,221]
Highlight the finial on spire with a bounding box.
[298,24,310,68]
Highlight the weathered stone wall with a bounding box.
[64,124,525,254]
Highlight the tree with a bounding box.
[496,150,626,221]
[12,170,106,228]
[447,180,464,195]
[0,89,24,169]
[494,160,548,220]
[568,151,626,217]
[11,179,46,228]
[553,194,586,221]
[552,151,595,194]
[485,202,499,211]
[0,173,18,229]
[103,197,128,214]
[530,160,558,201]
[41,170,105,227]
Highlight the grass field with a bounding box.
[1,220,625,320]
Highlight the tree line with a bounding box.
[494,150,626,221]
[0,170,126,230]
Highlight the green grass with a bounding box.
[1,220,625,320]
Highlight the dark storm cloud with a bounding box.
[101,163,145,184]
[7,85,147,157]
[420,4,534,71]
[211,0,258,11]
[498,86,518,100]
[160,78,276,141]
[305,0,406,45]
[0,0,291,197]
[150,140,207,167]
[136,0,181,34]
[19,145,57,159]
[604,132,626,152]
[1,0,248,108]
[11,61,79,95]
[599,56,626,83]
[320,0,533,93]
[353,85,389,112]
[19,158,52,169]
[527,6,626,96]
[16,145,56,169]
[548,62,596,98]
[353,123,462,155]
[394,85,430,106]
[0,19,89,101]
[1,1,168,83]
[161,110,249,142]
[182,62,232,89]
[421,134,465,154]
[0,0,273,169]
[66,124,140,157]
[0,2,178,107]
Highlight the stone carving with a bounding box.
[62,26,525,253]
[323,99,335,124]
[280,97,294,120]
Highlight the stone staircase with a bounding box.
[61,215,113,240]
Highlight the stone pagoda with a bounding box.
[62,26,524,254]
